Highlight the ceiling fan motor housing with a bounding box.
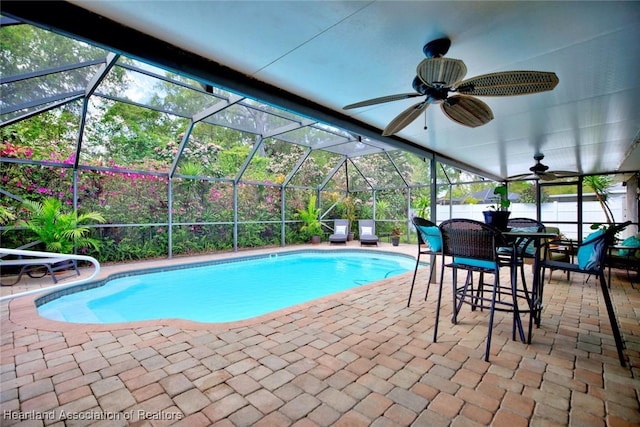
[531,154,549,173]
[423,38,451,58]
[412,76,449,102]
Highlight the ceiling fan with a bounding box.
[509,154,578,181]
[343,37,559,136]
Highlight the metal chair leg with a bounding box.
[433,261,446,343]
[407,253,421,307]
[598,272,626,366]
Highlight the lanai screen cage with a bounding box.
[4,18,499,262]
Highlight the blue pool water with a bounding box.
[37,250,414,324]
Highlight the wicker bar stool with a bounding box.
[434,218,530,362]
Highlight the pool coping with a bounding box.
[8,247,419,333]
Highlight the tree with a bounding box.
[0,24,122,107]
[87,101,182,165]
[584,175,615,223]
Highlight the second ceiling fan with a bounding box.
[509,154,578,181]
[343,37,559,136]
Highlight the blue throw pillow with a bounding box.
[418,225,442,252]
[577,229,606,271]
[619,235,640,256]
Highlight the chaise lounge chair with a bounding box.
[0,255,79,286]
[329,219,349,244]
[358,220,379,246]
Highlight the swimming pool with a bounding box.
[36,250,415,324]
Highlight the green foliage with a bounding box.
[17,197,106,254]
[414,195,431,218]
[584,175,615,223]
[88,101,180,165]
[297,194,323,238]
[1,107,81,161]
[171,225,231,256]
[218,145,252,178]
[0,205,16,225]
[513,182,540,204]
[1,24,122,103]
[96,231,168,262]
[178,161,205,177]
[343,195,356,231]
[489,184,511,211]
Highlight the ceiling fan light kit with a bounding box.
[344,37,559,135]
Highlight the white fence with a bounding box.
[434,197,634,240]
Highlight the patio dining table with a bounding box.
[502,230,558,342]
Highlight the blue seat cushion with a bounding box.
[619,235,640,256]
[454,257,496,271]
[510,226,540,256]
[417,225,442,252]
[577,229,605,270]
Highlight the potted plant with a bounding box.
[17,197,106,254]
[391,223,402,246]
[343,195,357,241]
[298,194,323,244]
[482,184,511,231]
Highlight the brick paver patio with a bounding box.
[1,243,639,426]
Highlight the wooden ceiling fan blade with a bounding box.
[508,173,537,181]
[509,170,578,182]
[382,101,429,136]
[417,58,467,87]
[441,95,493,128]
[539,170,580,181]
[538,172,559,181]
[551,170,579,176]
[343,93,422,109]
[456,71,559,96]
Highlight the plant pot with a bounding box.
[347,232,354,241]
[391,236,400,246]
[310,235,321,245]
[482,210,511,231]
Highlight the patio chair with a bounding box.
[407,217,442,307]
[329,219,349,244]
[606,223,639,284]
[0,257,79,286]
[539,221,631,366]
[543,226,573,282]
[434,218,528,362]
[358,220,378,246]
